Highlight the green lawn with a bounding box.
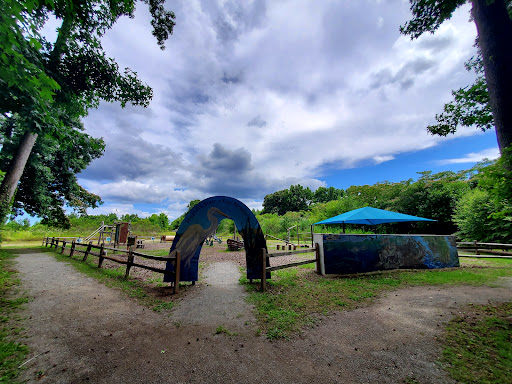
[0,249,29,383]
[441,301,512,384]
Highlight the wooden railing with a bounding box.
[260,243,320,292]
[457,241,512,258]
[43,237,181,293]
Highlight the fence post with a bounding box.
[315,243,321,274]
[51,237,55,248]
[83,242,92,262]
[97,243,105,268]
[125,245,134,279]
[61,240,66,254]
[474,240,479,255]
[70,241,76,257]
[173,250,181,294]
[261,248,267,292]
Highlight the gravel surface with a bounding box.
[14,247,512,384]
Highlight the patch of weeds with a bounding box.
[441,302,512,383]
[334,299,348,307]
[0,249,29,383]
[147,272,166,288]
[152,301,175,312]
[215,325,238,336]
[35,370,45,380]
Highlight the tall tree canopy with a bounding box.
[427,56,492,136]
[401,0,512,153]
[262,185,319,215]
[0,0,175,226]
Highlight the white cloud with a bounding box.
[72,0,482,214]
[437,148,500,165]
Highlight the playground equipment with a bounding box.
[227,238,243,251]
[84,221,130,246]
[204,233,223,246]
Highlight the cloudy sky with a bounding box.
[73,0,498,221]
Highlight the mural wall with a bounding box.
[314,234,459,275]
[164,196,268,282]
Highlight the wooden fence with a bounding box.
[43,237,181,293]
[260,243,320,292]
[457,241,512,258]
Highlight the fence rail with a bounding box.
[457,241,512,258]
[43,237,181,293]
[260,243,320,292]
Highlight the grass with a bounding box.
[142,248,171,257]
[441,302,512,383]
[0,249,29,383]
[241,257,512,340]
[214,325,238,336]
[40,247,177,312]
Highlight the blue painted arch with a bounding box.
[164,196,268,282]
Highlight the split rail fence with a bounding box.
[457,241,512,258]
[260,243,320,292]
[42,237,181,293]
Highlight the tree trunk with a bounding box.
[0,131,38,223]
[472,0,512,153]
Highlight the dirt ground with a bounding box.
[13,247,512,384]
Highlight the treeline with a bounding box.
[2,212,171,239]
[66,212,171,234]
[4,154,511,243]
[255,154,512,243]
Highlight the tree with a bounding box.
[313,186,343,204]
[401,0,512,153]
[287,184,313,212]
[0,0,176,225]
[453,153,512,243]
[148,212,169,230]
[390,170,470,234]
[170,200,201,230]
[0,116,104,227]
[261,185,313,215]
[261,189,288,215]
[427,56,493,136]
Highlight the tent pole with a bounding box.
[343,222,345,234]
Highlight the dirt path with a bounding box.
[15,249,512,383]
[170,261,255,329]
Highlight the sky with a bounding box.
[59,0,499,222]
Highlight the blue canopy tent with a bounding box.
[314,206,436,233]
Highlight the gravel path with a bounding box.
[14,249,512,383]
[170,261,255,329]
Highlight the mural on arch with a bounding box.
[164,196,269,282]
